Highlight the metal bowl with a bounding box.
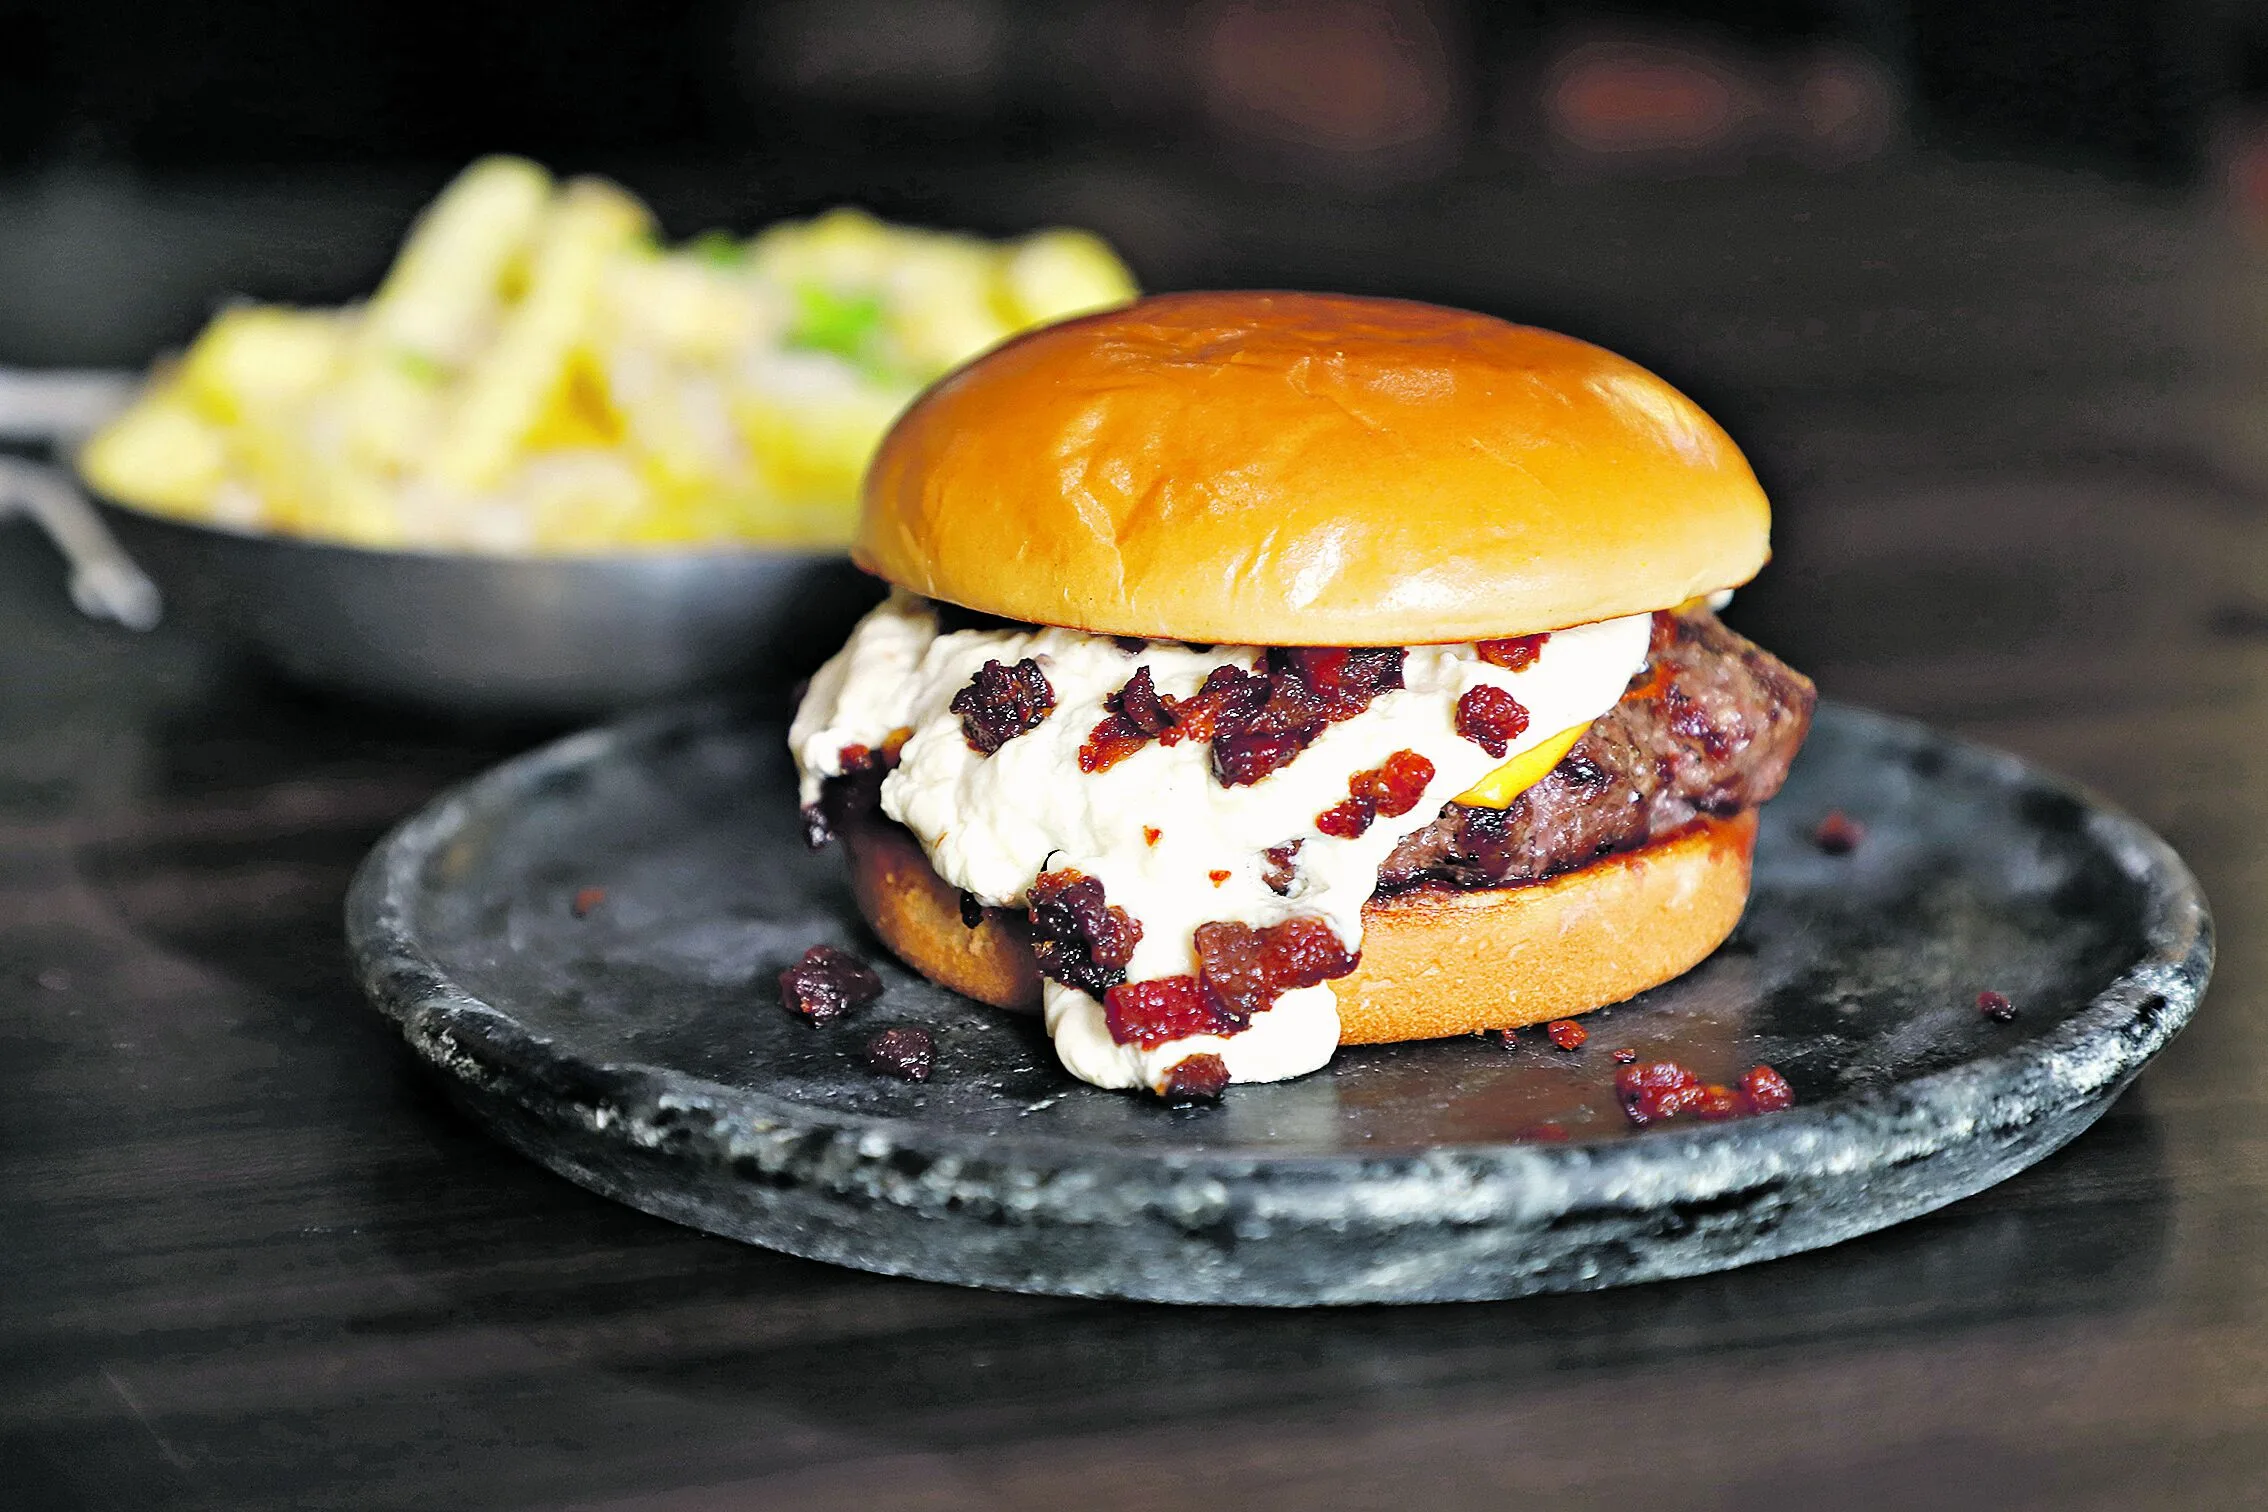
[91,493,880,718]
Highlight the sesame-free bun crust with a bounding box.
[840,809,1757,1041]
[858,291,1771,645]
[1331,812,1755,1044]
[844,808,1042,1011]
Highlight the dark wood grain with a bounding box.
[6,158,2268,1510]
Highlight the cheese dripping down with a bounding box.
[790,592,1655,1093]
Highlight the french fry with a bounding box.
[78,384,230,516]
[606,352,744,496]
[511,450,648,551]
[178,306,348,426]
[599,254,773,363]
[335,359,444,474]
[1002,229,1140,326]
[748,207,896,290]
[228,410,326,533]
[363,156,552,370]
[732,368,911,506]
[425,178,651,492]
[885,234,1015,372]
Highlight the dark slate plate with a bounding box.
[345,702,2211,1305]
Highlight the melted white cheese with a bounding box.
[790,591,1653,1093]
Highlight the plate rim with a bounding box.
[344,700,2214,1202]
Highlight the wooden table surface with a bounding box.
[5,157,2267,1510]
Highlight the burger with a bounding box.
[791,291,1814,1100]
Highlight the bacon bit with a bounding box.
[1159,663,1267,747]
[1475,634,1550,670]
[1741,1064,1796,1111]
[1208,869,1232,886]
[958,890,984,929]
[1977,990,2019,1023]
[1619,1059,1797,1124]
[1161,1053,1231,1102]
[1112,635,1149,653]
[1624,617,1678,700]
[808,740,901,849]
[1192,921,1271,1021]
[834,738,901,781]
[1350,750,1436,817]
[1455,684,1531,758]
[1143,826,1162,847]
[1103,975,1243,1047]
[778,946,883,1024]
[1813,810,1866,855]
[1113,665,1177,733]
[1210,726,1307,787]
[571,886,606,918]
[1205,649,1406,786]
[1027,869,1144,997]
[1623,660,1673,702]
[1545,1018,1588,1051]
[1278,646,1405,715]
[1317,749,1435,838]
[950,658,1055,754]
[1260,840,1302,895]
[1616,1060,1707,1125]
[1277,646,1351,692]
[1261,915,1358,989]
[1191,915,1359,1023]
[863,1026,935,1082]
[1078,718,1147,773]
[1100,648,1406,789]
[1493,1027,1520,1048]
[1079,666,1180,772]
[1611,1046,1638,1064]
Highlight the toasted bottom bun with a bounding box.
[840,808,1758,1044]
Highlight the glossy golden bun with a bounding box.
[857,291,1770,644]
[840,810,1756,1042]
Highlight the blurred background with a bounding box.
[2,1,2264,457]
[0,0,2252,365]
[11,0,2268,722]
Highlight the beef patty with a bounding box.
[1377,609,1814,892]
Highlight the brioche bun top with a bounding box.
[855,291,1770,644]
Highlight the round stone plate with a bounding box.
[346,702,2211,1305]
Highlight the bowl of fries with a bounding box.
[71,156,1138,713]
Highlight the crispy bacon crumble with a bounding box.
[952,658,1055,754]
[1161,1053,1231,1101]
[1317,749,1436,838]
[863,1026,936,1081]
[1617,1059,1796,1124]
[778,946,883,1024]
[1026,869,1143,996]
[1475,634,1550,670]
[1455,684,1531,758]
[1103,975,1241,1047]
